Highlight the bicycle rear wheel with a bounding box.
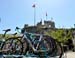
[37,36,56,57]
[50,40,63,58]
[38,36,63,58]
[1,37,23,55]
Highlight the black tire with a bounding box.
[57,42,63,58]
[37,36,63,58]
[37,36,56,57]
[51,40,63,58]
[1,37,23,55]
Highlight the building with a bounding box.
[22,20,55,33]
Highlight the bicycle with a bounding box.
[1,27,63,58]
[0,29,11,49]
[0,29,23,55]
[15,27,63,58]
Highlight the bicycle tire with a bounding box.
[36,35,56,56]
[53,40,63,58]
[1,37,23,55]
[36,35,64,58]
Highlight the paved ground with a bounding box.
[0,51,75,58]
[63,51,75,58]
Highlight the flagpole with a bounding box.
[46,12,47,20]
[34,5,36,26]
[32,4,36,26]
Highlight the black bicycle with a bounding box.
[0,29,23,55]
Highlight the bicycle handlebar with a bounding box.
[2,29,11,37]
[3,29,11,32]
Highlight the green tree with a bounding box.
[45,29,72,43]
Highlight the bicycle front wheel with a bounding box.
[1,37,23,55]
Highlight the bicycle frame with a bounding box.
[23,32,43,52]
[15,27,49,53]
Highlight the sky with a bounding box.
[0,0,75,33]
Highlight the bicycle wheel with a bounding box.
[37,36,56,56]
[56,41,63,58]
[50,40,63,58]
[1,37,23,55]
[20,38,28,55]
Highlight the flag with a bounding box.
[32,4,35,8]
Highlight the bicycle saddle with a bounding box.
[3,29,11,32]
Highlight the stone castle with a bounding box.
[22,20,55,33]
